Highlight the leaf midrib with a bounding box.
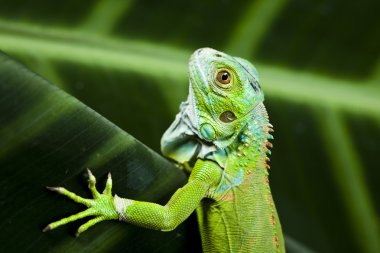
[0,19,379,118]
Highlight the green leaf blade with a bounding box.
[0,52,193,253]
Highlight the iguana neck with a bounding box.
[215,102,272,167]
[199,103,284,253]
[215,101,273,196]
[230,102,272,157]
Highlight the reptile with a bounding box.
[44,48,285,253]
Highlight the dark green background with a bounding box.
[0,0,379,252]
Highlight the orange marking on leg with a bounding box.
[270,213,276,225]
[221,191,235,202]
[266,193,274,207]
[274,235,279,248]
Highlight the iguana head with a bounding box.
[188,47,263,143]
[161,48,265,166]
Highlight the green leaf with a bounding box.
[0,52,196,252]
[0,1,379,252]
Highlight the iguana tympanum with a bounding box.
[44,48,285,253]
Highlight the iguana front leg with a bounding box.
[44,160,221,235]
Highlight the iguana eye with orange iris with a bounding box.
[215,70,232,88]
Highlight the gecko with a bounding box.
[44,48,285,253]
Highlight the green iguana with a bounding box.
[44,48,285,253]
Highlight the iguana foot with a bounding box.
[43,169,118,236]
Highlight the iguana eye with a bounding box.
[215,70,232,87]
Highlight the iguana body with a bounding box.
[44,48,285,253]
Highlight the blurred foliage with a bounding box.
[0,0,379,252]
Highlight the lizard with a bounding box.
[43,48,285,253]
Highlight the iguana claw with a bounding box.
[44,169,118,236]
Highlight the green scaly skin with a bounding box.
[44,48,285,253]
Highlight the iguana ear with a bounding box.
[234,57,259,82]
